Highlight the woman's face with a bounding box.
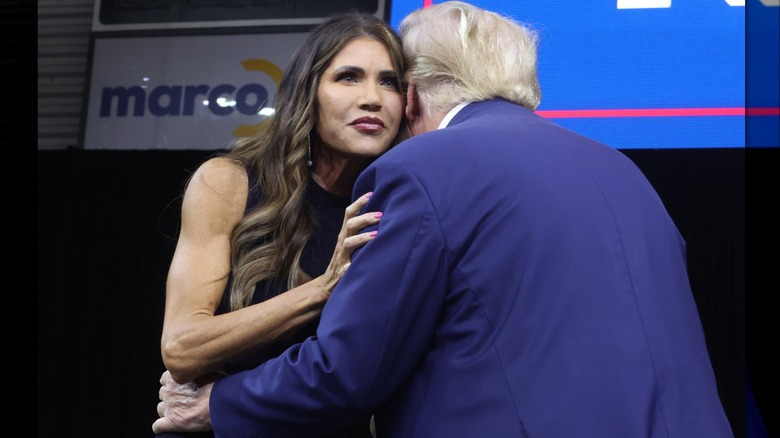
[315,37,404,162]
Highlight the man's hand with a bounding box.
[152,370,221,434]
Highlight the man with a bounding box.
[154,2,734,436]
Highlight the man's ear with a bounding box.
[405,83,419,124]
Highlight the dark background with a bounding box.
[37,147,775,437]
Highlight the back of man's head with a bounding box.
[399,1,542,114]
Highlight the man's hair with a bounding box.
[400,1,541,116]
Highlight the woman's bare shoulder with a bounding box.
[193,157,247,190]
[184,156,249,214]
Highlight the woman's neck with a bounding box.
[310,164,360,198]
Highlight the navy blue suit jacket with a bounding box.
[210,99,733,437]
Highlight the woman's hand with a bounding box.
[316,191,382,296]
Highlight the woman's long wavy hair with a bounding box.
[221,12,409,311]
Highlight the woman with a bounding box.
[155,12,409,437]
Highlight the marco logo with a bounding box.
[98,59,283,137]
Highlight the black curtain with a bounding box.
[38,149,213,437]
[38,147,769,437]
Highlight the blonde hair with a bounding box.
[400,1,541,117]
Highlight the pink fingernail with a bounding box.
[374,212,383,218]
[370,231,378,237]
[365,192,373,198]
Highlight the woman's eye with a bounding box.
[337,73,358,82]
[381,77,400,90]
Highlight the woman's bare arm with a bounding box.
[160,157,380,383]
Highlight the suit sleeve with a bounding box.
[210,159,448,437]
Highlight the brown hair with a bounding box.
[223,12,409,310]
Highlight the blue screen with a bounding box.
[389,0,780,149]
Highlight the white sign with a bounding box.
[83,33,308,149]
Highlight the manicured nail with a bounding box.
[370,230,378,237]
[365,192,373,198]
[374,212,383,218]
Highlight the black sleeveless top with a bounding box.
[216,170,352,371]
[223,171,371,437]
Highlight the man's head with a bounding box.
[399,1,542,132]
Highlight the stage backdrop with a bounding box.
[81,0,779,150]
